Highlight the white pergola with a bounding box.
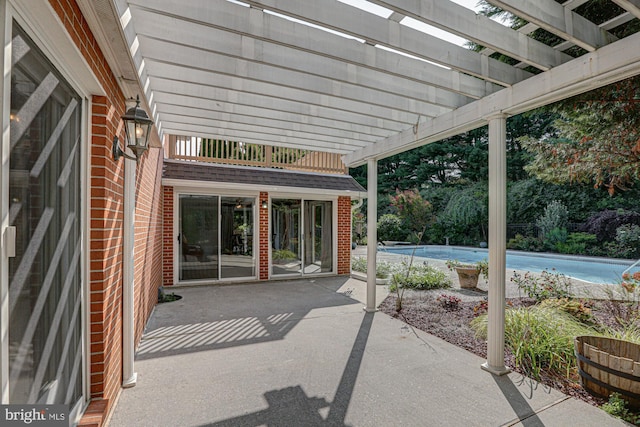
[81,0,640,375]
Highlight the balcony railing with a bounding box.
[165,135,347,175]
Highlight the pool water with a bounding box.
[381,245,636,284]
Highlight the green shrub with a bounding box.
[615,224,640,258]
[351,256,367,273]
[377,214,404,242]
[390,262,451,291]
[544,227,567,251]
[536,200,568,239]
[556,232,597,254]
[507,234,544,252]
[471,306,594,380]
[602,393,639,424]
[376,262,392,279]
[511,270,573,302]
[273,249,298,261]
[604,324,640,344]
[567,232,597,246]
[350,257,391,279]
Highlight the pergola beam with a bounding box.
[244,0,530,86]
[151,91,407,135]
[148,76,426,127]
[368,0,571,71]
[490,0,617,52]
[155,103,393,140]
[138,41,456,116]
[158,114,373,149]
[129,0,501,100]
[344,29,640,167]
[612,0,640,19]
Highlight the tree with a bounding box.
[439,182,488,244]
[474,1,640,194]
[521,76,640,194]
[390,189,434,241]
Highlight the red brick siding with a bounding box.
[259,192,269,280]
[88,93,124,408]
[337,196,352,275]
[133,149,164,344]
[49,0,163,424]
[162,186,174,286]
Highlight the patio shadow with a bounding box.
[197,311,375,426]
[135,277,358,360]
[492,374,550,427]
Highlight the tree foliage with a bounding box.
[438,182,488,243]
[581,210,640,242]
[475,0,640,194]
[536,200,569,238]
[521,77,640,193]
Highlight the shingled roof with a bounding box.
[163,160,366,194]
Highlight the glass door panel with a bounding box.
[304,201,333,274]
[220,197,255,279]
[179,195,219,281]
[8,23,83,405]
[271,199,301,276]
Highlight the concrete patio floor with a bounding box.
[109,277,624,426]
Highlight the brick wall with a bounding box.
[133,150,164,343]
[49,0,163,425]
[162,186,174,287]
[88,92,124,409]
[259,192,269,280]
[337,196,352,275]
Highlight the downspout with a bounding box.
[122,154,137,387]
[351,198,363,213]
[351,197,363,247]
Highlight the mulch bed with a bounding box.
[379,293,609,408]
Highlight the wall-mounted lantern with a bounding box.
[112,95,154,161]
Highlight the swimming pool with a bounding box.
[380,245,637,284]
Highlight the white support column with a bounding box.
[122,155,137,388]
[482,114,511,376]
[365,158,378,312]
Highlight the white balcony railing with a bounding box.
[165,135,347,175]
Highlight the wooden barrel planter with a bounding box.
[574,335,640,408]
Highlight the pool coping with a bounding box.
[380,244,636,267]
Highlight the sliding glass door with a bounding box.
[178,194,256,282]
[303,201,333,274]
[271,199,333,277]
[271,199,302,275]
[220,197,255,278]
[179,195,219,281]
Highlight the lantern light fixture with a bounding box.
[113,95,154,161]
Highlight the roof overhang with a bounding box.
[162,160,367,198]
